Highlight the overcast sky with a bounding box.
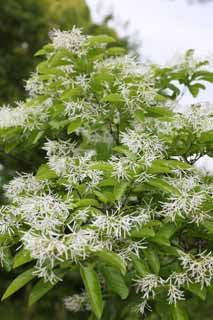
[86,0,213,101]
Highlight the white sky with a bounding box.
[86,0,213,102]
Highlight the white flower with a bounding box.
[136,300,152,316]
[179,251,213,288]
[43,139,76,157]
[167,284,185,305]
[0,206,20,236]
[161,172,208,223]
[161,191,206,222]
[91,210,133,239]
[75,74,90,90]
[22,231,68,268]
[64,229,103,262]
[15,194,71,234]
[95,55,138,76]
[25,72,44,97]
[118,240,146,261]
[48,156,68,176]
[65,100,98,121]
[135,274,162,299]
[91,208,150,240]
[49,27,87,56]
[33,265,62,284]
[0,104,27,128]
[109,155,137,181]
[64,292,90,312]
[120,129,165,166]
[4,173,46,199]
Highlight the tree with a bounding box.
[0,0,130,104]
[0,28,213,319]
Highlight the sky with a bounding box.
[86,0,213,102]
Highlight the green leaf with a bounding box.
[1,247,13,272]
[147,178,180,195]
[75,199,99,208]
[80,264,103,319]
[2,268,35,301]
[86,35,115,46]
[95,249,126,275]
[36,164,58,180]
[171,304,189,320]
[131,256,150,277]
[94,191,109,203]
[106,47,126,56]
[29,272,63,306]
[114,181,129,201]
[188,83,206,97]
[34,44,53,56]
[13,249,33,269]
[144,249,160,275]
[61,87,83,100]
[67,118,82,134]
[155,223,181,240]
[102,93,123,103]
[130,227,155,239]
[185,283,206,301]
[90,163,113,172]
[101,266,128,300]
[150,235,171,247]
[145,106,174,119]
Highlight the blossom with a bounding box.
[161,171,209,223]
[22,231,67,269]
[136,300,152,316]
[64,229,104,262]
[64,292,90,312]
[118,240,146,261]
[43,139,76,157]
[120,129,165,166]
[0,206,20,236]
[49,27,87,56]
[4,173,46,199]
[0,104,27,128]
[179,251,213,288]
[167,284,185,305]
[15,194,71,234]
[25,72,45,97]
[135,274,162,299]
[91,208,150,240]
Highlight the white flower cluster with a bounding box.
[64,292,90,312]
[65,100,98,121]
[92,206,152,240]
[25,72,45,97]
[161,170,210,224]
[179,251,213,288]
[95,55,139,76]
[44,142,102,192]
[4,173,47,199]
[154,102,213,137]
[121,128,165,167]
[0,103,49,130]
[167,50,212,76]
[49,27,87,56]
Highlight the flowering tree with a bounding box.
[1,27,213,319]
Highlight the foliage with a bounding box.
[1,28,213,320]
[0,0,130,104]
